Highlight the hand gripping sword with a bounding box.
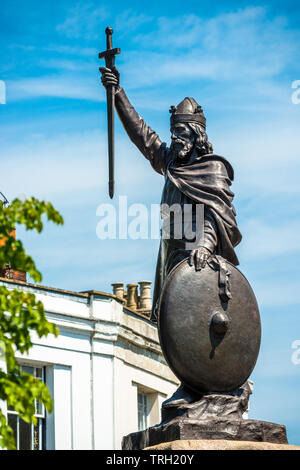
[99,27,121,199]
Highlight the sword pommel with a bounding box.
[105,27,113,49]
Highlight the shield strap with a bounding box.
[208,255,232,302]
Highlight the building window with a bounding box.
[137,392,149,431]
[7,365,46,450]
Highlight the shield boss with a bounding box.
[158,258,261,393]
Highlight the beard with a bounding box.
[170,138,194,161]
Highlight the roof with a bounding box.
[0,276,153,324]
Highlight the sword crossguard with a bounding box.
[99,48,121,60]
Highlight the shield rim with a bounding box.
[157,257,261,393]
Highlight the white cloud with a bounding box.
[56,5,153,41]
[125,7,298,89]
[56,3,108,39]
[8,7,299,112]
[114,10,153,35]
[2,130,106,199]
[8,75,102,102]
[9,43,96,57]
[38,59,92,72]
[239,219,300,260]
[1,129,162,203]
[43,44,96,57]
[256,278,300,307]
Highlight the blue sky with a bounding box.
[1,0,300,444]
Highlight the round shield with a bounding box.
[158,258,261,393]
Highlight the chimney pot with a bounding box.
[138,281,152,310]
[126,283,138,310]
[111,282,124,299]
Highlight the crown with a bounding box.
[169,97,206,129]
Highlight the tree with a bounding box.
[0,197,63,449]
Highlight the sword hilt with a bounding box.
[99,26,121,69]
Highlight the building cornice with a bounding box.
[0,277,179,386]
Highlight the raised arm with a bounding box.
[100,66,168,175]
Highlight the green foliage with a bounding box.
[0,197,63,449]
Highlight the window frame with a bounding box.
[7,363,46,450]
[137,390,149,432]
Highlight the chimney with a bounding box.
[112,280,152,318]
[126,283,138,309]
[138,281,152,310]
[111,282,124,300]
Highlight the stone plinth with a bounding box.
[122,418,288,450]
[144,439,300,451]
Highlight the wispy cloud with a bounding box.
[1,128,162,202]
[8,75,102,102]
[216,119,300,197]
[38,58,92,72]
[240,218,300,260]
[43,44,96,57]
[114,10,153,36]
[137,7,291,57]
[1,130,106,198]
[6,6,299,111]
[126,7,298,89]
[56,3,108,39]
[36,44,96,57]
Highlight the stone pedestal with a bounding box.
[122,385,289,450]
[122,418,288,450]
[144,439,300,451]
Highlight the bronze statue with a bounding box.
[99,65,242,322]
[99,33,288,448]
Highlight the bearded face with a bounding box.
[170,123,195,161]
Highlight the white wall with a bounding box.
[113,356,177,449]
[8,284,179,450]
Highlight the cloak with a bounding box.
[167,153,242,265]
[151,153,242,322]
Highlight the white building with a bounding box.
[0,276,179,450]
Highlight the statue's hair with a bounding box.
[188,123,213,155]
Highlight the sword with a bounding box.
[99,27,121,199]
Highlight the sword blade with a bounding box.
[106,85,115,199]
